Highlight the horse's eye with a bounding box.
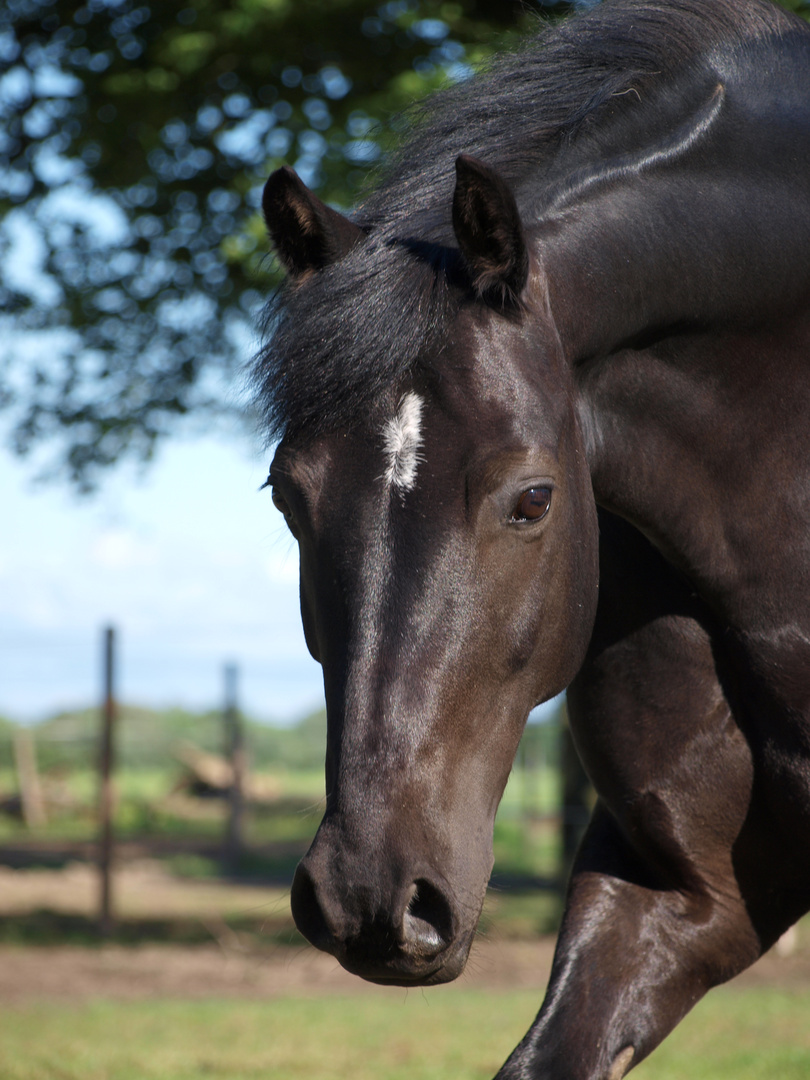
[512,487,552,522]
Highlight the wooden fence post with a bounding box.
[98,625,116,937]
[222,663,244,875]
[13,728,46,829]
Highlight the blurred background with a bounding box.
[1,2,809,1078]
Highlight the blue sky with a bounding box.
[0,422,323,725]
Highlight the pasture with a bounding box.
[0,934,807,1079]
[0,706,807,1079]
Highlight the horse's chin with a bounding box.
[335,931,475,988]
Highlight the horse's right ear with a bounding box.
[262,166,364,279]
[452,154,528,306]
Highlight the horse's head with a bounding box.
[260,159,599,985]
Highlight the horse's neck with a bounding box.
[540,34,810,363]
[539,74,810,633]
[543,162,810,366]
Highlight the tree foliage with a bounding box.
[1,0,561,487]
[1,0,806,487]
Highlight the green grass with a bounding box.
[0,986,807,1079]
[0,761,559,874]
[0,764,325,847]
[634,988,810,1079]
[0,994,528,1080]
[480,887,562,938]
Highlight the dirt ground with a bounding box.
[0,928,807,1002]
[0,939,556,1003]
[1,932,809,1005]
[0,862,808,1003]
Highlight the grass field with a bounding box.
[0,715,806,1080]
[0,984,808,1079]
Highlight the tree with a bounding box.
[2,0,807,487]
[1,0,560,488]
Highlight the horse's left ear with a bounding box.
[452,154,529,305]
[262,166,365,279]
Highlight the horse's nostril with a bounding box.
[290,862,335,953]
[402,878,455,957]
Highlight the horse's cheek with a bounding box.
[536,489,600,695]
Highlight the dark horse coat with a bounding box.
[255,0,810,1076]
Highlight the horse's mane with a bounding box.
[253,0,796,445]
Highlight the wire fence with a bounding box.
[0,624,593,937]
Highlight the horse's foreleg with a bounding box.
[495,517,765,1080]
[495,794,759,1080]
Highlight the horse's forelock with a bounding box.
[254,236,451,445]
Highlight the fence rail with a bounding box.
[0,624,593,934]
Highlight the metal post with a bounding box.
[98,625,116,937]
[222,663,244,875]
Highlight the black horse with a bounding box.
[255,0,810,1075]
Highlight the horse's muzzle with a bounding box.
[290,855,474,986]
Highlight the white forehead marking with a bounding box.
[382,391,425,493]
